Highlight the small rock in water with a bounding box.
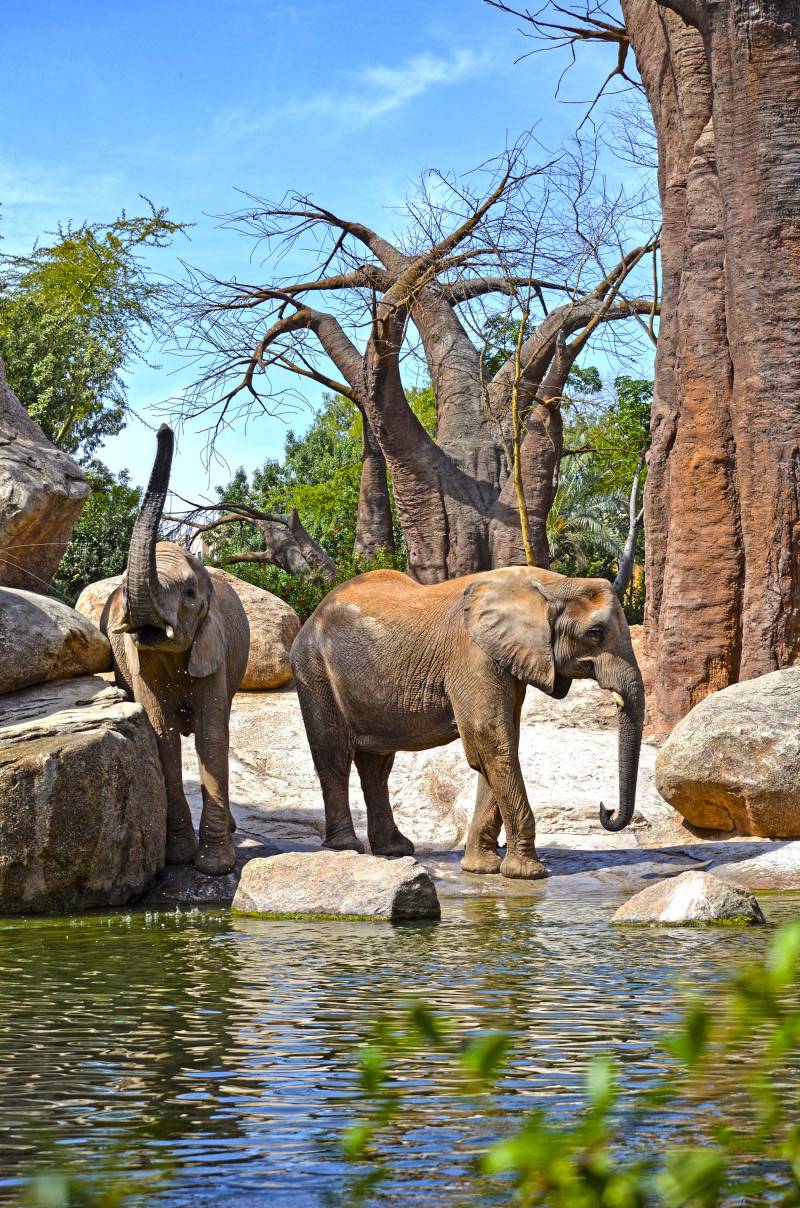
[232,850,441,921]
[612,870,765,926]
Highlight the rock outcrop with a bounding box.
[708,842,800,892]
[0,587,111,694]
[0,675,167,914]
[233,850,441,920]
[0,357,88,591]
[76,568,300,691]
[656,669,800,838]
[612,870,765,926]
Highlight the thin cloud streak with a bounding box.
[210,47,494,142]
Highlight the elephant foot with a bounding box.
[461,848,502,875]
[500,851,548,880]
[322,830,365,855]
[195,836,237,876]
[371,831,415,858]
[166,826,198,865]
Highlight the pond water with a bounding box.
[1,890,799,1206]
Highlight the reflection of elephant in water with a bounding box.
[291,566,644,879]
[103,426,249,875]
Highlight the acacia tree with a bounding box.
[177,145,656,581]
[0,202,185,458]
[490,0,800,732]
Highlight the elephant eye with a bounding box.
[585,626,604,643]
[185,586,196,601]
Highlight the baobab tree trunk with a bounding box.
[363,311,495,582]
[622,0,800,733]
[353,410,395,560]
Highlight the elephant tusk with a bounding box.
[611,691,625,709]
[112,622,135,634]
[165,625,175,639]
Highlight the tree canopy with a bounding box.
[0,201,186,459]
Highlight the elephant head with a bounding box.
[115,425,224,677]
[463,566,645,833]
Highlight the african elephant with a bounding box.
[103,426,249,875]
[290,566,644,879]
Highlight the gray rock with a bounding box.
[709,841,800,891]
[612,869,765,926]
[0,675,167,914]
[233,850,441,920]
[656,668,800,838]
[0,587,111,694]
[0,358,89,592]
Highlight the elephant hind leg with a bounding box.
[355,752,414,858]
[295,670,363,853]
[461,775,503,874]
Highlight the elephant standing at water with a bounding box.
[290,567,644,879]
[103,426,249,875]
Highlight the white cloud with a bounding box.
[320,47,493,121]
[210,46,493,142]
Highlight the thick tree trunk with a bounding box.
[362,313,495,582]
[353,410,395,560]
[623,0,800,732]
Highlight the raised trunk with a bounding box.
[353,409,395,561]
[624,0,800,732]
[126,424,173,628]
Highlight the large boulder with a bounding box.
[656,669,800,838]
[233,850,441,920]
[207,569,300,690]
[0,675,167,914]
[76,568,301,691]
[0,357,88,591]
[0,587,111,694]
[612,870,765,926]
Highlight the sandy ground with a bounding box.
[149,680,800,906]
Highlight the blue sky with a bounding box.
[1,0,641,498]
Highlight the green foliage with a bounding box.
[548,457,626,577]
[51,464,141,605]
[0,201,186,459]
[340,922,800,1206]
[552,370,651,622]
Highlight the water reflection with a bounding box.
[0,893,798,1204]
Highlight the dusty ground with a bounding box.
[157,680,800,907]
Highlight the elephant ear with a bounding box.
[188,598,225,679]
[463,569,555,693]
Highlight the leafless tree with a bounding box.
[173,137,657,581]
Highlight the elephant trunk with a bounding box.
[594,651,645,833]
[126,425,174,630]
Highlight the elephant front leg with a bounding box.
[154,720,198,866]
[461,776,503,874]
[194,704,237,876]
[459,725,546,881]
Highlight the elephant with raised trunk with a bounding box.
[103,426,249,875]
[291,566,644,879]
